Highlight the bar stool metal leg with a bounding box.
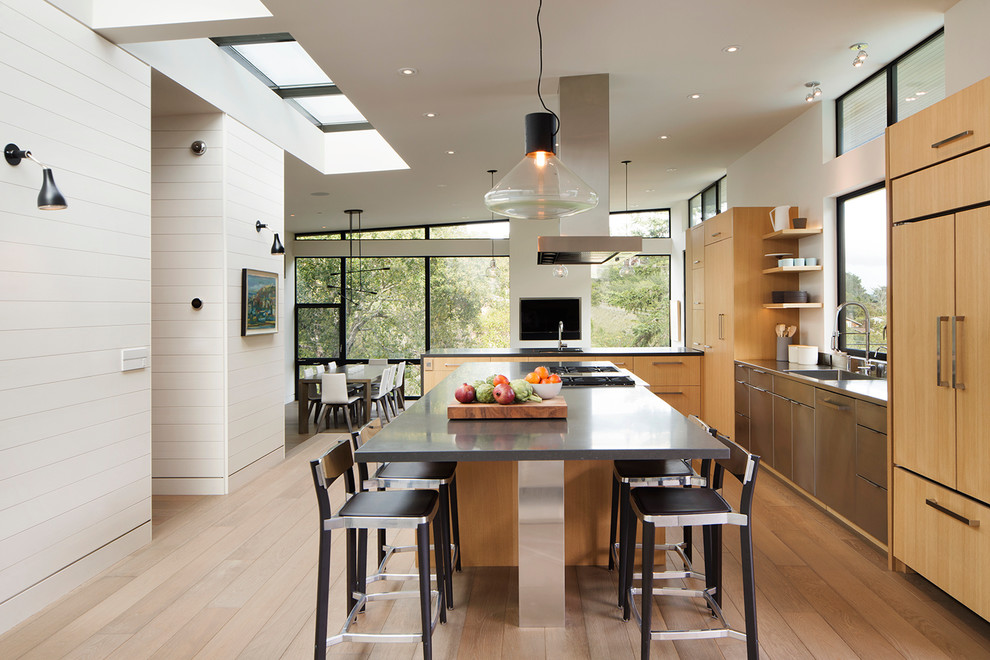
[314,527,332,660]
[617,480,632,608]
[640,522,656,660]
[417,522,435,660]
[608,477,619,570]
[438,483,454,608]
[450,477,462,572]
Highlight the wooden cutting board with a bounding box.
[447,397,567,419]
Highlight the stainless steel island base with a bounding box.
[518,460,565,627]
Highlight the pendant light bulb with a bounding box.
[552,263,568,278]
[485,113,599,220]
[486,258,499,278]
[619,259,633,277]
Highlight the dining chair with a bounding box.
[613,415,714,610]
[621,430,761,659]
[370,365,397,423]
[392,361,407,411]
[303,367,323,425]
[353,421,460,609]
[319,373,362,436]
[310,439,446,660]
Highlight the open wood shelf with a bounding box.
[763,302,823,309]
[762,228,823,240]
[762,265,823,274]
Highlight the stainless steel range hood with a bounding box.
[536,235,642,265]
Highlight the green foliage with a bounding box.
[429,257,510,349]
[843,272,888,353]
[591,256,671,347]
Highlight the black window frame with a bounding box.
[836,181,887,359]
[690,175,727,226]
[836,28,944,157]
[608,207,672,238]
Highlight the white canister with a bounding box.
[788,344,818,365]
[770,205,791,231]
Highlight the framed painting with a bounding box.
[241,268,278,336]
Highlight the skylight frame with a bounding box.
[211,33,372,132]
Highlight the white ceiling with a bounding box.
[130,0,957,233]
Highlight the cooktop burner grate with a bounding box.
[560,375,635,387]
[549,365,621,374]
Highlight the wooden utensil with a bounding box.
[787,325,797,337]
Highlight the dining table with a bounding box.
[354,360,729,628]
[297,363,387,433]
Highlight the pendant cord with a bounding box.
[622,160,630,211]
[536,0,560,138]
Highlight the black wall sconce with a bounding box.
[191,298,203,309]
[190,140,207,155]
[255,220,285,254]
[5,143,67,210]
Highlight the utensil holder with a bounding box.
[776,337,792,362]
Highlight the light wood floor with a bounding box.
[2,404,990,659]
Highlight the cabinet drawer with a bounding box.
[652,385,701,418]
[854,476,888,544]
[634,356,700,387]
[772,376,815,407]
[690,309,706,350]
[734,363,749,383]
[748,367,773,390]
[703,213,733,245]
[891,147,990,222]
[689,225,706,268]
[430,356,489,371]
[735,379,749,416]
[887,77,990,179]
[893,468,990,621]
[856,399,886,433]
[735,412,750,450]
[605,356,633,370]
[856,425,887,488]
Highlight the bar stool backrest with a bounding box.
[393,361,405,388]
[379,365,396,393]
[304,367,316,379]
[310,439,357,521]
[325,361,336,371]
[712,432,761,515]
[315,364,325,375]
[369,358,388,365]
[321,373,350,404]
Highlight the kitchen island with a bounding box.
[355,361,727,627]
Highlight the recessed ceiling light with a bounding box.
[437,184,447,188]
[667,168,679,173]
[688,93,702,100]
[445,150,455,155]
[658,135,669,140]
[722,45,741,53]
[398,67,418,76]
[317,211,323,215]
[311,192,330,197]
[321,226,326,229]
[645,188,655,193]
[289,214,295,217]
[423,112,438,118]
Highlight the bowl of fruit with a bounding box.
[527,366,563,399]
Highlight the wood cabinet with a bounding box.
[695,208,800,437]
[889,75,990,618]
[815,390,857,518]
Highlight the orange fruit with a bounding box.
[534,366,549,379]
[524,372,541,384]
[548,373,561,383]
[493,374,509,387]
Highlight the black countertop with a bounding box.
[423,347,703,357]
[736,359,887,404]
[355,361,727,463]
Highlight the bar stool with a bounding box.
[613,415,714,609]
[621,431,761,659]
[310,439,447,660]
[353,422,460,609]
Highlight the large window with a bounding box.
[837,30,944,156]
[590,255,671,348]
[429,257,510,348]
[609,209,670,238]
[837,184,887,357]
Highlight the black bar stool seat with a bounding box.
[630,487,732,518]
[376,462,457,481]
[614,459,694,480]
[339,489,439,519]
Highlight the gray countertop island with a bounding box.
[355,361,728,628]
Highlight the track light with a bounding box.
[804,81,822,103]
[5,143,67,210]
[255,220,285,254]
[850,43,868,67]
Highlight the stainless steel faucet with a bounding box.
[832,301,870,372]
[558,320,566,351]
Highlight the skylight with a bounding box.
[212,33,370,132]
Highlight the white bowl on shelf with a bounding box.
[532,381,562,399]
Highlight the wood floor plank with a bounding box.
[545,566,592,660]
[455,566,510,659]
[148,607,238,660]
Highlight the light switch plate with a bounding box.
[121,347,149,372]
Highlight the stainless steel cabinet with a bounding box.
[772,393,793,480]
[815,390,857,519]
[792,401,815,495]
[749,385,774,466]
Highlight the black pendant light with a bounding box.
[5,143,67,210]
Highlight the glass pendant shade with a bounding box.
[484,113,598,220]
[486,258,499,278]
[619,259,633,277]
[552,264,568,278]
[38,168,67,210]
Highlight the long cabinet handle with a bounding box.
[931,130,974,149]
[953,316,966,390]
[656,390,684,395]
[701,345,713,349]
[711,231,722,238]
[937,316,950,388]
[819,398,851,411]
[926,498,980,527]
[652,361,683,366]
[693,259,701,264]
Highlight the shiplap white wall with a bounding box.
[0,0,151,633]
[151,113,284,495]
[223,116,285,484]
[151,113,226,494]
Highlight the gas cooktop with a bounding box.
[559,375,635,387]
[549,365,620,374]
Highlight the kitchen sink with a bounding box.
[517,347,584,353]
[784,369,881,381]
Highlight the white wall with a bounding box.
[151,113,285,494]
[223,115,285,488]
[945,0,990,95]
[0,0,151,632]
[151,113,226,494]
